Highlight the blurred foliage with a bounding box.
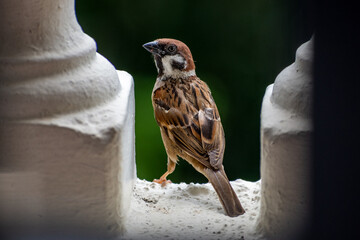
[76,0,313,182]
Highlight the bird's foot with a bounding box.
[153,178,172,187]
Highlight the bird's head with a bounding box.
[143,38,196,80]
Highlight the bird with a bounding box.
[142,38,245,217]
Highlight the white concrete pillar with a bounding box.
[256,38,313,239]
[0,0,135,238]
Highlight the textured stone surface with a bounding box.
[0,1,135,238]
[0,0,121,120]
[123,179,262,240]
[271,38,313,117]
[256,38,313,240]
[0,71,135,238]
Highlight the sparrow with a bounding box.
[142,38,245,217]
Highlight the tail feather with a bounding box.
[204,167,245,217]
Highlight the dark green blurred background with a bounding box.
[76,0,313,183]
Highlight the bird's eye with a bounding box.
[166,44,177,53]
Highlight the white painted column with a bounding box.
[256,38,313,239]
[0,0,135,238]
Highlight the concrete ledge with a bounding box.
[123,179,261,240]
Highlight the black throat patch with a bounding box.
[154,55,164,75]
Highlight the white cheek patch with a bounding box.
[159,54,195,80]
[161,55,173,75]
[161,54,186,73]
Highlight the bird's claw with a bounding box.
[153,178,172,187]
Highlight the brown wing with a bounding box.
[198,107,225,169]
[153,78,225,170]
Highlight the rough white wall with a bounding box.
[256,38,313,240]
[0,0,135,238]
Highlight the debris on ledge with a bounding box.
[123,179,262,240]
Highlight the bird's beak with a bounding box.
[142,41,162,56]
